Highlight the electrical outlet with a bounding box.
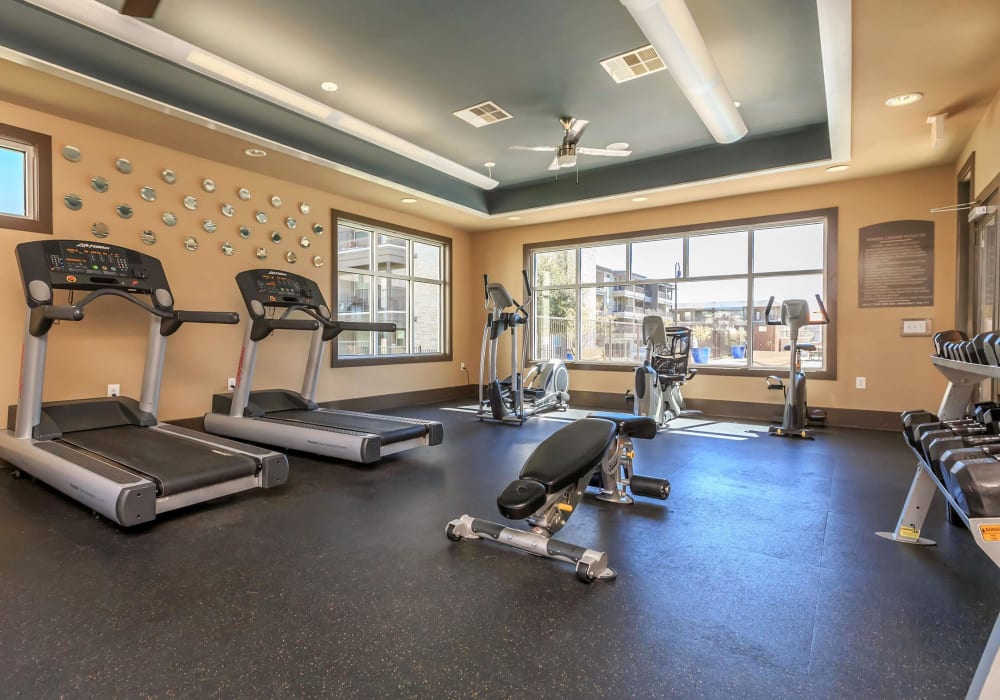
[228,377,237,390]
[107,383,120,397]
[460,362,466,371]
[856,377,866,389]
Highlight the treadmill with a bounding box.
[204,269,444,463]
[0,240,289,527]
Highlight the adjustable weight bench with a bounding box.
[446,412,671,582]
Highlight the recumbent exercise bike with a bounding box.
[447,412,670,582]
[627,317,699,427]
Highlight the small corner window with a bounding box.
[0,123,52,234]
[331,212,451,366]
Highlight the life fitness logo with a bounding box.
[74,242,111,250]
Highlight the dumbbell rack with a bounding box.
[878,356,1000,699]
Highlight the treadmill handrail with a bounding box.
[278,306,396,341]
[250,318,320,342]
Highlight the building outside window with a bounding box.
[333,213,450,365]
[528,209,835,376]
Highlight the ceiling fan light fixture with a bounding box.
[620,0,748,144]
[320,81,338,93]
[558,154,577,168]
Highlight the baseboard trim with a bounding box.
[572,391,899,431]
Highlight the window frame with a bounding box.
[330,211,452,367]
[523,207,838,380]
[0,123,52,234]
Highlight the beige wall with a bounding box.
[958,88,1000,196]
[0,100,476,420]
[471,167,957,414]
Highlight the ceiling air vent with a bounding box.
[453,101,513,128]
[600,45,666,84]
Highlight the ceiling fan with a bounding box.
[120,0,161,18]
[509,117,632,171]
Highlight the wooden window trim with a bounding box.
[0,122,52,234]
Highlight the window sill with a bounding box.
[332,353,452,368]
[555,360,835,381]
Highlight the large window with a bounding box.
[0,123,52,234]
[527,209,836,377]
[332,213,450,365]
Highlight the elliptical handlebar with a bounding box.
[483,274,490,308]
[813,294,830,325]
[522,269,532,300]
[764,296,780,326]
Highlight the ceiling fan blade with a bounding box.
[566,119,590,143]
[547,156,561,171]
[120,0,161,17]
[509,145,558,152]
[577,147,631,157]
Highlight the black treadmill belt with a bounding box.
[61,425,257,496]
[268,410,429,445]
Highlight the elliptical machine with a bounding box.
[628,317,699,427]
[478,271,570,424]
[763,294,830,439]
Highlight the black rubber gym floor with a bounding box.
[1,403,998,699]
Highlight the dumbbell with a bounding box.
[905,403,1000,449]
[918,420,1000,465]
[934,329,967,357]
[938,446,1000,518]
[981,332,1000,365]
[902,409,938,447]
[926,433,1000,480]
[969,333,993,364]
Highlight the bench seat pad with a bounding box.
[520,418,617,491]
[587,411,657,440]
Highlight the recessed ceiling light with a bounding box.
[244,147,267,158]
[508,216,521,221]
[320,81,338,93]
[484,161,496,168]
[826,164,849,173]
[733,100,741,108]
[400,197,418,204]
[885,92,923,107]
[607,142,630,151]
[631,196,649,202]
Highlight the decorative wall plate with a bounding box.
[222,242,235,256]
[299,202,310,215]
[140,230,157,245]
[285,251,297,264]
[203,219,217,233]
[115,158,133,174]
[161,169,177,184]
[239,225,252,239]
[62,145,82,162]
[270,195,282,208]
[221,203,235,217]
[255,210,267,224]
[202,178,216,192]
[116,203,133,219]
[63,194,83,211]
[183,195,198,210]
[184,237,199,251]
[312,255,324,267]
[299,235,310,248]
[140,186,157,202]
[255,247,268,260]
[90,176,109,193]
[162,212,177,226]
[92,222,109,238]
[237,187,251,201]
[285,217,296,229]
[312,223,324,235]
[270,231,282,243]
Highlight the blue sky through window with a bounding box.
[0,146,27,216]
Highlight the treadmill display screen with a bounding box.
[52,242,132,277]
[256,271,303,297]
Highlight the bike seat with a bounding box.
[520,418,617,491]
[587,411,657,440]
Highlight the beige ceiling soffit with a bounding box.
[817,0,852,162]
[0,46,492,219]
[18,0,500,191]
[620,0,748,144]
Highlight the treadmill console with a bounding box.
[236,269,329,318]
[16,240,173,310]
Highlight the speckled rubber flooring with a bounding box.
[1,403,999,699]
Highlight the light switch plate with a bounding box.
[901,318,932,336]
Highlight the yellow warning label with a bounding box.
[899,526,921,540]
[979,525,1000,541]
